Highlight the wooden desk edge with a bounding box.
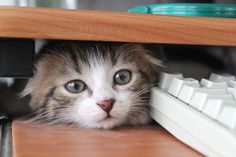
[0,7,235,46]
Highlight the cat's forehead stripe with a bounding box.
[67,46,80,73]
[75,45,118,70]
[54,43,137,75]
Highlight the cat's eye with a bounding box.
[114,69,132,85]
[65,80,86,93]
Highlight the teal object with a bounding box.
[128,3,236,18]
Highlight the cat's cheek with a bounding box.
[112,91,132,113]
[110,103,130,119]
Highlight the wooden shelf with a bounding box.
[0,7,236,46]
[12,120,203,157]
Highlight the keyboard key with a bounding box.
[228,80,236,88]
[209,73,235,82]
[217,105,236,129]
[227,87,236,99]
[159,72,183,90]
[177,85,227,104]
[189,93,233,111]
[200,79,227,88]
[168,78,199,97]
[203,99,236,119]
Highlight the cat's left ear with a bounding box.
[117,43,165,67]
[143,52,165,67]
[128,43,165,67]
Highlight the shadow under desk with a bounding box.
[11,120,202,157]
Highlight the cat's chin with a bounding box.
[80,116,124,129]
[98,115,115,123]
[94,119,122,129]
[74,112,151,129]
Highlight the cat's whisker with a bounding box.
[130,84,154,98]
[129,106,149,113]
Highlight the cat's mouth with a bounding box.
[98,114,115,122]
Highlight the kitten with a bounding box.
[22,41,163,129]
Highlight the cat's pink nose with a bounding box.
[97,99,115,113]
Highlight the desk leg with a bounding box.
[0,116,12,157]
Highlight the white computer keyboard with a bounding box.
[151,72,236,157]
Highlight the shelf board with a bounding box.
[0,7,236,46]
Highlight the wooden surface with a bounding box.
[12,120,202,157]
[0,7,236,46]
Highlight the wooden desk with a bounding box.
[0,7,236,46]
[12,120,202,157]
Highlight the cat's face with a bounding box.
[23,42,162,129]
